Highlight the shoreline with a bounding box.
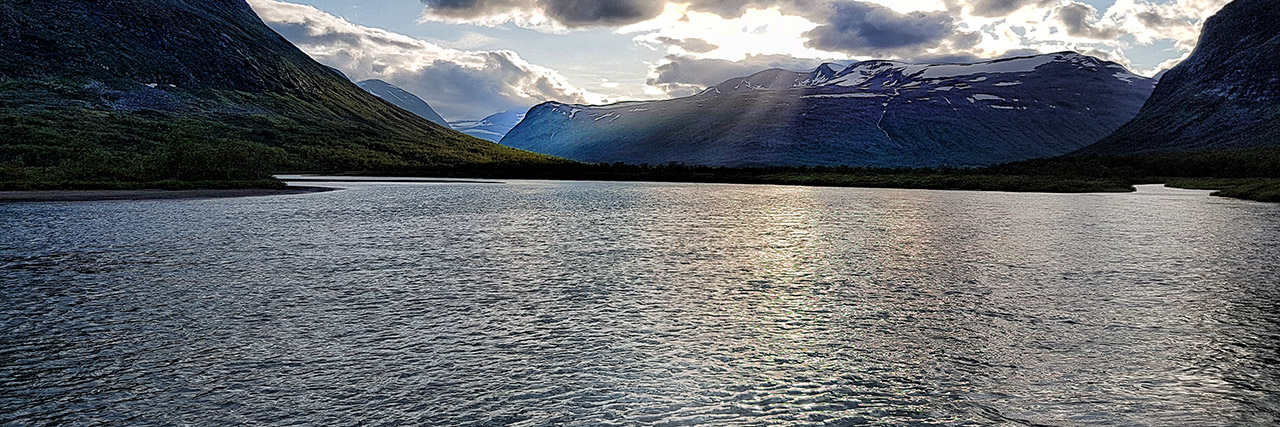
[280,177,503,184]
[0,178,1272,203]
[0,186,337,203]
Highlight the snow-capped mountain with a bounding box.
[1080,0,1279,155]
[357,79,451,129]
[501,52,1156,168]
[450,110,526,142]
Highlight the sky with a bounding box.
[246,0,1230,121]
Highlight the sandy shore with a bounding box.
[0,186,336,203]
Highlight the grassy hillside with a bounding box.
[0,0,560,189]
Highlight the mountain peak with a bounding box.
[454,109,528,142]
[696,52,1148,93]
[356,79,451,129]
[356,79,393,88]
[802,63,843,85]
[503,51,1155,168]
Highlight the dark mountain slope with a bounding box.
[451,110,526,142]
[0,0,554,185]
[357,80,452,129]
[1079,0,1279,154]
[502,53,1154,168]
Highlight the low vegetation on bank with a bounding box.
[309,146,1277,202]
[986,147,1280,202]
[1163,178,1280,203]
[4,137,1276,203]
[394,162,1134,193]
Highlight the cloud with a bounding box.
[542,0,667,25]
[622,3,833,62]
[248,0,605,120]
[1054,2,1124,39]
[803,2,957,54]
[950,0,1055,17]
[940,0,1229,74]
[626,2,986,66]
[653,36,720,53]
[418,0,834,30]
[412,0,1226,76]
[418,0,666,29]
[1100,0,1229,50]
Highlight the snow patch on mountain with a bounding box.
[803,93,887,99]
[502,51,1156,168]
[700,52,1143,96]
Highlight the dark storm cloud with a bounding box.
[421,0,663,27]
[1136,11,1167,27]
[542,0,666,26]
[267,18,421,50]
[679,0,827,18]
[419,0,829,28]
[1133,9,1187,30]
[803,2,955,54]
[1055,2,1123,39]
[952,0,1055,17]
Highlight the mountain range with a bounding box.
[501,52,1155,168]
[0,0,1273,190]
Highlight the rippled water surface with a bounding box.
[3,182,1279,425]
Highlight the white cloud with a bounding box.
[622,4,833,61]
[942,0,1229,75]
[248,0,608,120]
[418,4,568,33]
[1100,0,1229,49]
[434,31,499,49]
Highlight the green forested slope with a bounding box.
[0,0,559,187]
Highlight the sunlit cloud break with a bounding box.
[249,0,610,120]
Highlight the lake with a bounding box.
[2,181,1278,425]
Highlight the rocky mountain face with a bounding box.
[0,0,552,182]
[502,53,1155,168]
[1079,0,1279,155]
[357,80,452,129]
